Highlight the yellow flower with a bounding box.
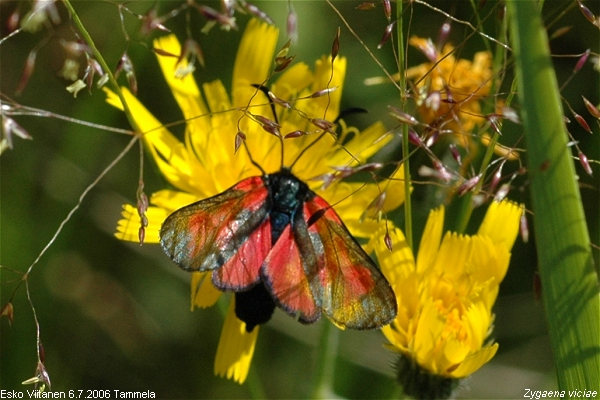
[370,200,522,398]
[107,19,404,384]
[406,36,493,145]
[366,36,518,161]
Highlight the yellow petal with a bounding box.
[308,55,347,121]
[115,204,168,243]
[149,189,201,212]
[416,206,445,273]
[232,19,279,107]
[202,80,232,117]
[334,121,391,166]
[371,221,421,348]
[272,62,313,101]
[478,200,523,249]
[469,235,511,293]
[371,223,415,286]
[214,298,259,384]
[443,336,471,372]
[345,219,388,240]
[381,324,404,352]
[463,302,492,351]
[480,133,520,160]
[413,301,445,374]
[154,35,208,124]
[448,343,498,378]
[315,168,405,240]
[374,230,418,351]
[433,232,473,279]
[285,133,336,178]
[379,164,408,212]
[317,174,403,239]
[200,80,256,188]
[190,272,222,309]
[103,87,125,111]
[104,87,197,193]
[104,88,184,160]
[318,181,377,236]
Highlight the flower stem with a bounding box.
[246,363,267,399]
[311,322,339,399]
[396,0,413,251]
[455,6,510,234]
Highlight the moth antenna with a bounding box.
[251,83,285,168]
[289,106,368,170]
[289,28,342,171]
[337,107,368,120]
[289,131,327,170]
[242,140,267,176]
[236,82,279,175]
[251,84,279,125]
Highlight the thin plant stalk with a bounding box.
[62,0,140,136]
[455,5,510,233]
[397,0,413,251]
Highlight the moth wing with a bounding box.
[300,196,397,329]
[260,224,321,324]
[159,176,271,290]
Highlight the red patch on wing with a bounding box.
[302,197,396,329]
[160,176,269,273]
[212,217,271,290]
[261,225,321,323]
[261,225,320,323]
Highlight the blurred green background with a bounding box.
[1,1,598,398]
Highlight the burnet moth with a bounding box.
[159,87,397,332]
